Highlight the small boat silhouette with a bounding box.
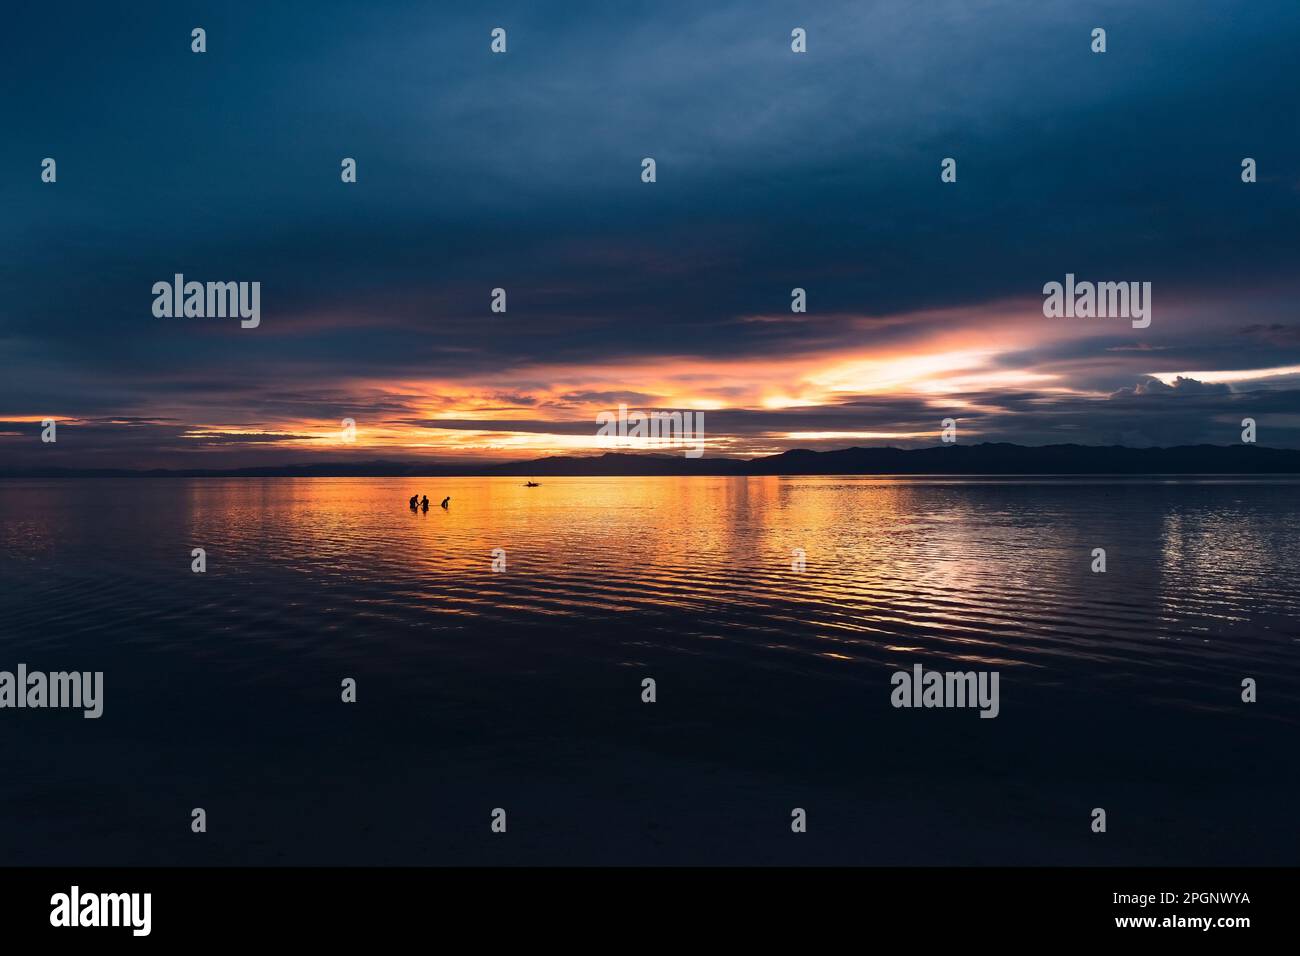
[525,481,540,487]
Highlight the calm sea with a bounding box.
[1,476,1296,864]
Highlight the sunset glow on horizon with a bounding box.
[16,296,1300,465]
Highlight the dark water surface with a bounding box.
[1,476,1296,864]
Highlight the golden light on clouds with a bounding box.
[143,298,1295,461]
[1150,364,1300,386]
[807,349,995,395]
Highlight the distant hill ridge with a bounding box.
[6,443,1300,477]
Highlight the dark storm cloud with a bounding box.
[1241,324,1300,346]
[3,0,1300,461]
[556,391,661,406]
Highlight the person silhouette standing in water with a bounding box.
[420,495,429,513]
[409,494,419,511]
[440,496,450,509]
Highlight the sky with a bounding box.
[3,0,1300,468]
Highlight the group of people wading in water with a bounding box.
[409,494,450,513]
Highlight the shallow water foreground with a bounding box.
[0,476,1295,864]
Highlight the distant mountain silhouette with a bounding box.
[6,443,1300,477]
